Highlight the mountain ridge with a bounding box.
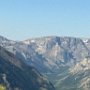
[0,35,90,90]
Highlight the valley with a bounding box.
[0,36,90,90]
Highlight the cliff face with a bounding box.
[0,36,90,73]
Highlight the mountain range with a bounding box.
[0,35,90,90]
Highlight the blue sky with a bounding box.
[0,0,90,40]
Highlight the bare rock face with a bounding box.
[0,35,90,90]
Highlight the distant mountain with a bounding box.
[0,46,55,90]
[0,35,90,90]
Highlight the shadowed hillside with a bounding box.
[0,46,55,90]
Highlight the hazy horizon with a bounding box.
[0,0,90,40]
[1,34,90,41]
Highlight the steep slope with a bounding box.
[21,36,90,72]
[0,46,55,90]
[1,36,90,72]
[55,58,90,90]
[0,35,90,90]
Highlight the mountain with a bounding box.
[0,35,90,90]
[1,36,90,71]
[0,46,55,90]
[54,58,90,90]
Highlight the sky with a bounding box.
[0,0,90,40]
